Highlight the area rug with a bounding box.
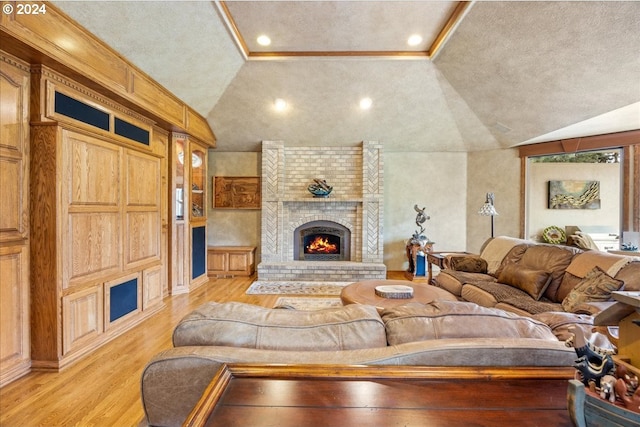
[246,281,352,295]
[273,297,343,310]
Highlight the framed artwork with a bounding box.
[214,176,261,209]
[548,180,600,209]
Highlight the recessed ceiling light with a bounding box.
[407,34,423,46]
[274,98,287,111]
[257,35,271,46]
[359,97,373,110]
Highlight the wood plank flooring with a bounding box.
[0,273,405,427]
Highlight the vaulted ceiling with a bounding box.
[54,1,640,152]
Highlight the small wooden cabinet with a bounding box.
[207,246,256,277]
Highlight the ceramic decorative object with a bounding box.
[542,225,566,244]
[308,178,333,198]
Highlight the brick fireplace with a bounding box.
[258,141,386,281]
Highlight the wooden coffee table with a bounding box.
[340,279,457,312]
[184,364,575,427]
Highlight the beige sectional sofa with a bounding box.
[140,236,639,426]
[433,236,640,317]
[141,300,576,426]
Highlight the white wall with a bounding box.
[526,162,621,240]
[207,152,262,252]
[383,152,467,271]
[466,148,522,253]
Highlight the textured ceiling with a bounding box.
[222,1,460,55]
[53,1,640,152]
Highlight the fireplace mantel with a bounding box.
[281,197,364,203]
[258,141,386,281]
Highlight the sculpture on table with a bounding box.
[405,205,434,278]
[410,205,432,248]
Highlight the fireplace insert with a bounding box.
[294,221,350,261]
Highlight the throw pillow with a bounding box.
[561,266,624,313]
[445,254,488,273]
[496,263,552,300]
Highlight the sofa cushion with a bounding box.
[494,244,532,278]
[479,237,530,275]
[433,270,496,296]
[555,272,583,303]
[463,281,531,305]
[497,263,552,300]
[460,283,500,307]
[172,302,387,351]
[566,251,633,279]
[561,267,624,313]
[517,244,578,302]
[497,298,563,315]
[614,260,640,291]
[381,300,557,345]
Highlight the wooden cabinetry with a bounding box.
[0,7,216,384]
[207,246,256,277]
[170,134,209,294]
[29,67,166,370]
[0,53,31,386]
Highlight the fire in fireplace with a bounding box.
[294,220,350,261]
[305,235,339,254]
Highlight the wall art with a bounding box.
[548,180,600,209]
[214,176,261,209]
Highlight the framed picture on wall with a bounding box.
[214,176,261,209]
[548,180,600,209]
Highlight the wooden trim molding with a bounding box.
[217,0,472,60]
[519,156,527,239]
[517,130,640,158]
[633,146,640,231]
[518,130,640,233]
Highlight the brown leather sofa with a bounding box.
[433,236,640,317]
[141,299,576,426]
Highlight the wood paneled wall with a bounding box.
[28,67,168,370]
[0,52,31,386]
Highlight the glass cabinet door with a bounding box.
[190,146,205,219]
[175,139,185,220]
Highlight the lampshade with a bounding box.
[478,192,499,216]
[478,202,498,216]
[478,192,498,238]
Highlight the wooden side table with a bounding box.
[426,252,470,284]
[404,240,433,281]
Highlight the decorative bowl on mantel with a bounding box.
[308,178,333,198]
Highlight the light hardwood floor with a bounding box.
[0,273,404,427]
